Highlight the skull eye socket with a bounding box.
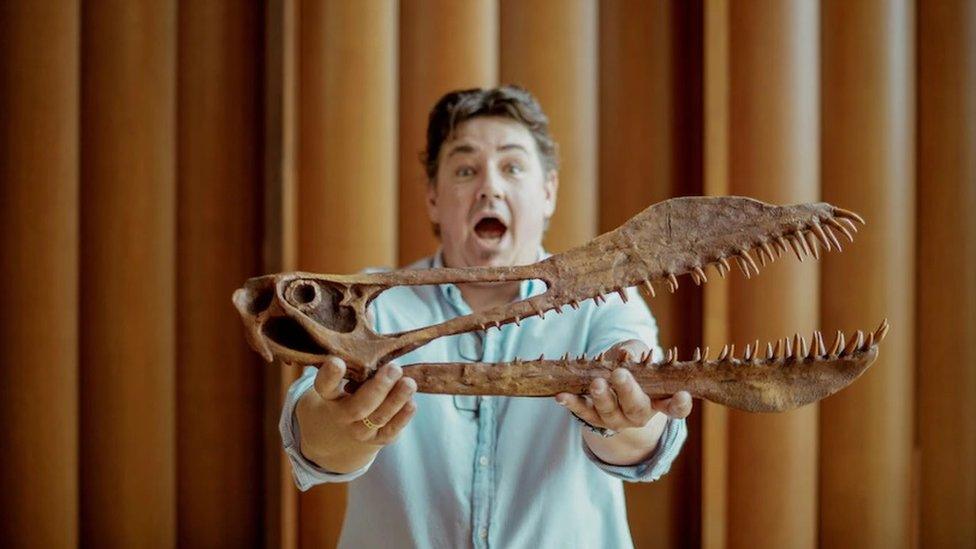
[287,280,321,310]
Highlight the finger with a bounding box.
[590,377,626,427]
[313,356,347,401]
[607,339,650,362]
[373,399,417,445]
[610,369,653,426]
[339,363,403,422]
[355,377,416,434]
[652,390,694,419]
[555,392,601,426]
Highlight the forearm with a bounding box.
[583,411,668,466]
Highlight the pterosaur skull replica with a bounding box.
[233,196,887,412]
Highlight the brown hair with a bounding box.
[421,85,559,183]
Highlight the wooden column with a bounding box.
[500,0,598,251]
[80,1,177,545]
[0,3,79,545]
[398,0,498,265]
[702,0,730,547]
[917,1,976,546]
[177,1,264,545]
[600,1,703,547]
[298,1,398,546]
[820,1,916,547]
[726,2,819,547]
[265,1,301,547]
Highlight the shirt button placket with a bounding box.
[471,330,497,548]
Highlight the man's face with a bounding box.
[427,116,558,269]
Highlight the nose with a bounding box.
[477,166,505,200]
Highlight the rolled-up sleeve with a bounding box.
[280,366,374,491]
[581,286,688,481]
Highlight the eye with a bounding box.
[455,166,476,178]
[504,163,524,175]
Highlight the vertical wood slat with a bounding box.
[726,1,819,547]
[599,1,704,547]
[398,0,498,266]
[0,3,80,545]
[917,1,976,546]
[701,1,730,547]
[80,0,177,545]
[819,1,916,547]
[264,0,301,547]
[177,1,265,546]
[499,0,598,252]
[298,1,398,546]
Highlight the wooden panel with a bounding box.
[398,0,498,266]
[177,1,265,545]
[599,1,703,547]
[265,1,301,547]
[702,0,730,547]
[298,1,398,546]
[0,2,79,545]
[80,1,177,545]
[917,1,976,546]
[500,0,598,251]
[726,2,819,547]
[820,1,916,547]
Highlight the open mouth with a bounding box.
[474,216,508,242]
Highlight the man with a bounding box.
[282,86,692,548]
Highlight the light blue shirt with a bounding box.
[280,252,688,548]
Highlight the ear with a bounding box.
[425,181,440,224]
[542,169,559,218]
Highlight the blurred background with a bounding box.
[1,0,973,547]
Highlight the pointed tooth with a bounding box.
[538,353,546,361]
[804,231,821,259]
[875,318,890,342]
[643,351,654,365]
[775,236,790,256]
[793,230,811,256]
[742,250,760,274]
[664,348,674,364]
[743,344,753,361]
[823,224,843,250]
[513,315,521,326]
[825,217,855,242]
[830,330,844,356]
[843,331,863,356]
[595,352,605,361]
[494,321,502,330]
[694,266,708,284]
[691,270,702,285]
[772,339,782,359]
[638,351,649,363]
[815,330,827,356]
[762,241,776,263]
[642,279,656,297]
[735,256,752,278]
[791,334,802,359]
[700,346,710,363]
[718,257,732,274]
[570,300,580,310]
[766,341,774,360]
[799,335,809,359]
[715,261,728,278]
[838,217,860,234]
[785,336,794,359]
[562,352,570,361]
[717,344,729,361]
[668,273,679,292]
[834,207,866,225]
[692,347,702,362]
[863,331,875,350]
[728,344,736,361]
[594,293,606,305]
[811,223,832,251]
[616,287,629,303]
[788,236,806,261]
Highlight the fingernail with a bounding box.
[611,369,628,383]
[385,364,402,380]
[555,396,567,406]
[592,380,605,394]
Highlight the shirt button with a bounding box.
[478,455,489,467]
[479,528,488,540]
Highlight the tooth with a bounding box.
[643,352,654,366]
[794,230,812,256]
[638,351,649,363]
[717,344,729,361]
[642,279,656,297]
[616,288,629,302]
[694,266,708,284]
[736,256,752,278]
[562,352,570,360]
[719,257,732,274]
[514,357,522,364]
[570,300,580,310]
[664,348,674,364]
[534,306,546,319]
[538,354,546,361]
[830,330,844,356]
[742,250,760,274]
[479,323,487,331]
[775,236,790,256]
[691,271,702,285]
[728,344,736,361]
[815,331,827,356]
[668,273,679,292]
[743,344,753,361]
[700,346,710,363]
[823,225,843,250]
[863,331,875,350]
[791,334,802,360]
[715,261,728,278]
[875,318,890,342]
[811,224,832,251]
[772,339,782,359]
[494,321,502,330]
[788,236,806,261]
[838,217,859,234]
[825,217,855,242]
[834,207,866,225]
[692,347,702,362]
[766,341,774,360]
[554,305,563,314]
[804,231,821,259]
[513,315,521,326]
[843,331,863,356]
[784,337,793,359]
[762,241,777,263]
[595,352,605,361]
[594,293,606,305]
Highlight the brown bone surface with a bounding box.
[233,196,886,412]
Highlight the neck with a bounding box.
[457,281,521,312]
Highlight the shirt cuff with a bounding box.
[581,417,688,483]
[279,367,374,491]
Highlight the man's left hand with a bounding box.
[555,339,693,431]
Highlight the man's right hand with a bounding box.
[295,356,417,474]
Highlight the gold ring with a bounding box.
[362,417,380,430]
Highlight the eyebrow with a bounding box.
[445,142,529,158]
